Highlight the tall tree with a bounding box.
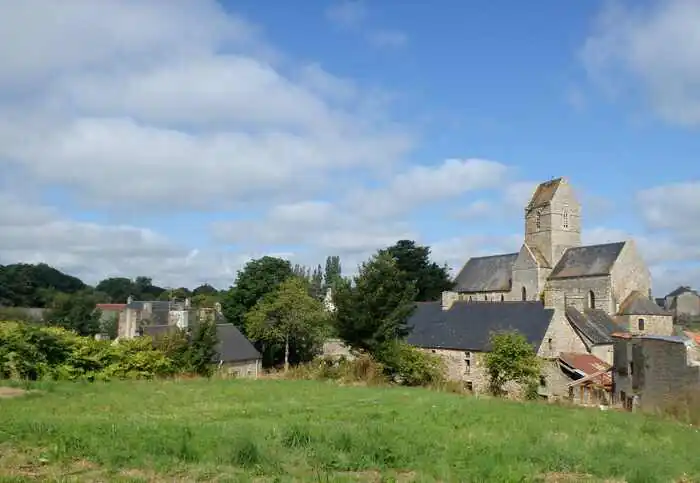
[222,256,294,332]
[484,331,540,398]
[95,277,134,303]
[46,290,102,336]
[323,256,342,292]
[0,263,86,307]
[193,284,218,296]
[310,264,324,300]
[246,277,329,371]
[186,315,219,377]
[382,240,453,302]
[334,251,417,354]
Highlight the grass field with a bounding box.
[1,379,700,482]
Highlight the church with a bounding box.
[407,177,673,400]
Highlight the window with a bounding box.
[638,318,645,331]
[522,286,527,301]
[468,296,472,302]
[500,294,505,302]
[539,375,547,387]
[548,337,553,351]
[465,381,473,392]
[562,208,569,229]
[535,211,541,230]
[629,362,634,375]
[464,352,472,374]
[484,295,488,301]
[588,290,596,309]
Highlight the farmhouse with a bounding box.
[408,177,674,401]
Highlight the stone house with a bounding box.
[413,176,673,400]
[612,333,700,412]
[658,286,700,320]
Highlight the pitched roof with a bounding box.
[126,300,171,311]
[407,301,554,352]
[665,286,699,298]
[618,291,670,316]
[549,242,625,280]
[565,306,625,344]
[526,177,563,211]
[453,253,518,293]
[214,324,261,363]
[96,303,127,311]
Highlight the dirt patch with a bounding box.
[538,473,626,483]
[0,387,28,399]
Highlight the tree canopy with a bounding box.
[334,251,417,354]
[484,331,540,397]
[381,240,453,302]
[0,263,86,307]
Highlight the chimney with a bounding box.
[127,295,133,305]
[441,291,457,311]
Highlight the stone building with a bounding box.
[658,286,700,320]
[612,333,700,411]
[408,177,673,400]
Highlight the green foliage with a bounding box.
[187,316,219,377]
[323,255,342,292]
[0,263,86,307]
[246,277,329,370]
[334,251,417,354]
[376,341,445,387]
[484,331,540,397]
[222,256,294,331]
[94,276,165,303]
[46,291,102,336]
[381,240,453,302]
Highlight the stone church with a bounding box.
[407,177,673,400]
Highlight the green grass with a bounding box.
[1,379,700,482]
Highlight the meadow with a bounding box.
[1,379,700,482]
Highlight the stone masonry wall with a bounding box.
[591,344,614,365]
[218,359,261,378]
[610,241,652,314]
[545,275,613,314]
[536,308,589,359]
[615,314,673,337]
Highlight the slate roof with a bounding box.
[407,301,554,352]
[665,286,699,298]
[126,300,171,311]
[549,242,625,280]
[526,177,562,211]
[214,324,261,363]
[618,291,670,316]
[453,253,518,293]
[565,306,626,345]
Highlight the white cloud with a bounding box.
[581,0,700,126]
[325,1,407,49]
[325,1,367,29]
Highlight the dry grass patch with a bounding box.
[0,386,28,399]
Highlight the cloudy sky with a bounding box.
[0,0,698,294]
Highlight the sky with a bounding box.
[0,0,699,295]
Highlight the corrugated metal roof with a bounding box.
[549,242,625,279]
[407,301,554,352]
[452,253,518,293]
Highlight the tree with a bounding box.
[484,331,540,397]
[382,240,453,302]
[193,284,218,296]
[222,256,294,332]
[334,251,417,354]
[186,315,219,377]
[245,277,329,371]
[46,291,102,336]
[323,256,342,292]
[0,263,86,307]
[95,277,134,303]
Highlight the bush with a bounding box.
[377,341,445,387]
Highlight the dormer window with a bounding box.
[562,208,569,229]
[535,211,541,230]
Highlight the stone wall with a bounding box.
[420,348,492,393]
[613,337,700,411]
[545,275,613,314]
[615,314,673,336]
[591,344,613,365]
[673,292,700,317]
[218,359,261,378]
[610,241,652,314]
[536,308,589,359]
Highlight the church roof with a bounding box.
[618,291,670,316]
[453,253,518,293]
[565,306,626,345]
[407,301,554,352]
[527,177,563,210]
[548,242,625,280]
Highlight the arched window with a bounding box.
[638,318,645,331]
[535,211,541,230]
[562,208,569,229]
[484,295,488,301]
[522,286,527,301]
[500,294,505,302]
[468,296,472,302]
[588,290,596,309]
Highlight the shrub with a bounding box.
[377,341,445,387]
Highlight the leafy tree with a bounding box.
[95,277,134,303]
[0,263,86,307]
[193,284,218,296]
[310,264,324,300]
[246,277,329,371]
[46,291,102,337]
[334,251,417,354]
[323,256,342,292]
[222,256,293,332]
[382,240,453,302]
[186,315,219,377]
[484,331,540,397]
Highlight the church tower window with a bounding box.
[521,286,527,301]
[638,318,645,331]
[500,294,504,302]
[588,290,596,309]
[535,211,541,230]
[562,208,569,229]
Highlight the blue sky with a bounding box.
[0,0,698,294]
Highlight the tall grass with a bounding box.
[1,379,700,481]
